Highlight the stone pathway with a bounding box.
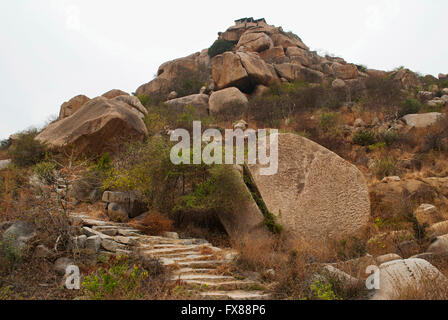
[70,213,270,300]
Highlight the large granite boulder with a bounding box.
[36,96,148,154]
[372,258,447,300]
[164,94,210,115]
[216,169,267,240]
[59,95,91,120]
[247,133,370,240]
[236,51,277,86]
[270,33,308,50]
[402,112,445,128]
[236,32,273,53]
[212,52,249,90]
[274,63,324,83]
[209,87,248,114]
[331,63,359,80]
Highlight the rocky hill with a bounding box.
[1,18,448,301]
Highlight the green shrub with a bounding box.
[82,255,167,300]
[8,129,46,167]
[374,157,397,179]
[136,94,150,108]
[378,130,400,146]
[208,39,235,58]
[352,130,377,146]
[399,98,421,117]
[319,112,339,132]
[310,280,342,300]
[34,161,57,184]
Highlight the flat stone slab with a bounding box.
[200,290,271,300]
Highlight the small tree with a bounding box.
[8,129,46,167]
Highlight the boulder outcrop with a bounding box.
[36,96,148,154]
[247,133,370,240]
[59,95,91,120]
[209,87,248,114]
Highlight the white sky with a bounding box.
[0,0,447,140]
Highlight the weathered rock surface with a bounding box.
[402,113,445,128]
[102,89,129,99]
[415,204,441,226]
[54,257,75,275]
[236,51,277,86]
[212,52,249,90]
[236,32,273,52]
[165,94,210,115]
[102,191,147,220]
[36,97,148,154]
[372,258,447,300]
[247,133,370,240]
[376,253,402,265]
[2,221,37,251]
[427,234,448,254]
[209,87,248,114]
[59,95,91,119]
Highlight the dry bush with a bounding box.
[131,211,174,236]
[232,234,287,273]
[394,274,448,300]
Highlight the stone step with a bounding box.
[199,290,271,300]
[171,274,235,282]
[181,280,262,291]
[143,245,213,255]
[176,260,229,268]
[169,254,215,262]
[173,268,214,275]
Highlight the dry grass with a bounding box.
[131,211,174,236]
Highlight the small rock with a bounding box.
[72,235,87,249]
[233,119,248,130]
[2,221,37,251]
[376,253,402,265]
[0,159,12,170]
[54,257,75,275]
[427,234,448,254]
[106,203,129,222]
[168,91,178,100]
[101,239,127,252]
[332,78,346,89]
[86,235,102,253]
[415,204,441,226]
[163,232,179,239]
[428,221,448,237]
[381,176,401,183]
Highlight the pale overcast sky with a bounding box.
[0,0,447,140]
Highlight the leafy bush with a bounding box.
[72,154,112,203]
[352,130,377,146]
[82,255,170,300]
[34,161,57,184]
[378,130,400,146]
[208,39,235,58]
[399,98,421,117]
[8,129,46,167]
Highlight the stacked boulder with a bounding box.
[102,191,147,222]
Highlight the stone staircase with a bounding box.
[70,213,271,300]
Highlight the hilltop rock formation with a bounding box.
[247,133,370,240]
[36,96,148,154]
[59,95,91,120]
